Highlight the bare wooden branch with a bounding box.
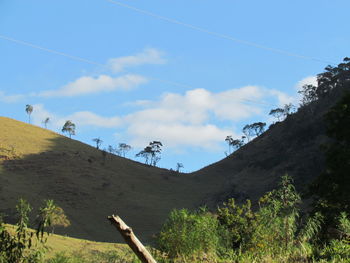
[108,215,157,263]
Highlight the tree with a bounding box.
[225,135,234,154]
[136,146,153,165]
[92,137,103,150]
[136,141,163,166]
[313,57,350,99]
[176,162,184,173]
[250,122,266,137]
[269,108,284,122]
[225,135,245,155]
[0,199,54,263]
[298,84,318,107]
[283,103,296,117]
[242,124,255,142]
[149,141,163,166]
[61,120,76,138]
[42,117,50,129]
[25,104,33,124]
[37,200,70,234]
[107,145,115,154]
[117,143,132,157]
[311,92,350,228]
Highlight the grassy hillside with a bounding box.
[0,85,343,244]
[4,224,131,260]
[0,116,227,243]
[191,87,345,204]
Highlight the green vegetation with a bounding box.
[1,57,350,262]
[2,177,350,262]
[136,141,163,166]
[0,199,131,263]
[25,105,33,124]
[156,175,350,262]
[311,91,350,231]
[61,120,76,138]
[1,199,56,263]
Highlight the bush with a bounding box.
[158,208,221,259]
[320,213,350,261]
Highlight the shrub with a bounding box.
[158,208,220,259]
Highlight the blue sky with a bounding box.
[1,0,349,172]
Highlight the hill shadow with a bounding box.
[0,131,232,243]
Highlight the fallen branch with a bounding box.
[107,215,157,263]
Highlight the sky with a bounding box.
[0,0,349,172]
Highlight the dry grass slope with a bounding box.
[0,116,225,243]
[0,90,335,244]
[4,224,130,259]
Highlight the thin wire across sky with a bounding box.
[106,0,336,65]
[0,1,332,108]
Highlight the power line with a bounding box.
[0,34,105,67]
[0,34,278,108]
[106,0,336,65]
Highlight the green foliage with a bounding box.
[311,92,350,228]
[158,208,220,259]
[61,121,76,138]
[136,141,162,166]
[217,199,255,249]
[157,175,339,262]
[46,250,136,263]
[0,199,52,263]
[320,213,350,261]
[37,200,70,234]
[25,105,33,124]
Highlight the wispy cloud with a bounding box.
[31,85,294,150]
[38,74,147,97]
[32,104,122,129]
[295,76,317,91]
[108,48,166,73]
[0,91,25,103]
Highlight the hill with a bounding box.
[192,60,350,205]
[4,224,130,259]
[0,116,226,243]
[0,98,329,243]
[1,59,348,244]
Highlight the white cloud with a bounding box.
[30,85,294,150]
[0,91,25,103]
[127,123,232,150]
[65,111,121,128]
[295,76,317,92]
[268,89,298,106]
[122,86,278,149]
[31,104,122,129]
[108,48,166,73]
[38,74,147,97]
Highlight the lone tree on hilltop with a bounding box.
[176,162,184,173]
[62,120,76,138]
[43,117,50,129]
[92,137,103,150]
[117,143,132,157]
[136,141,163,166]
[25,104,33,124]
